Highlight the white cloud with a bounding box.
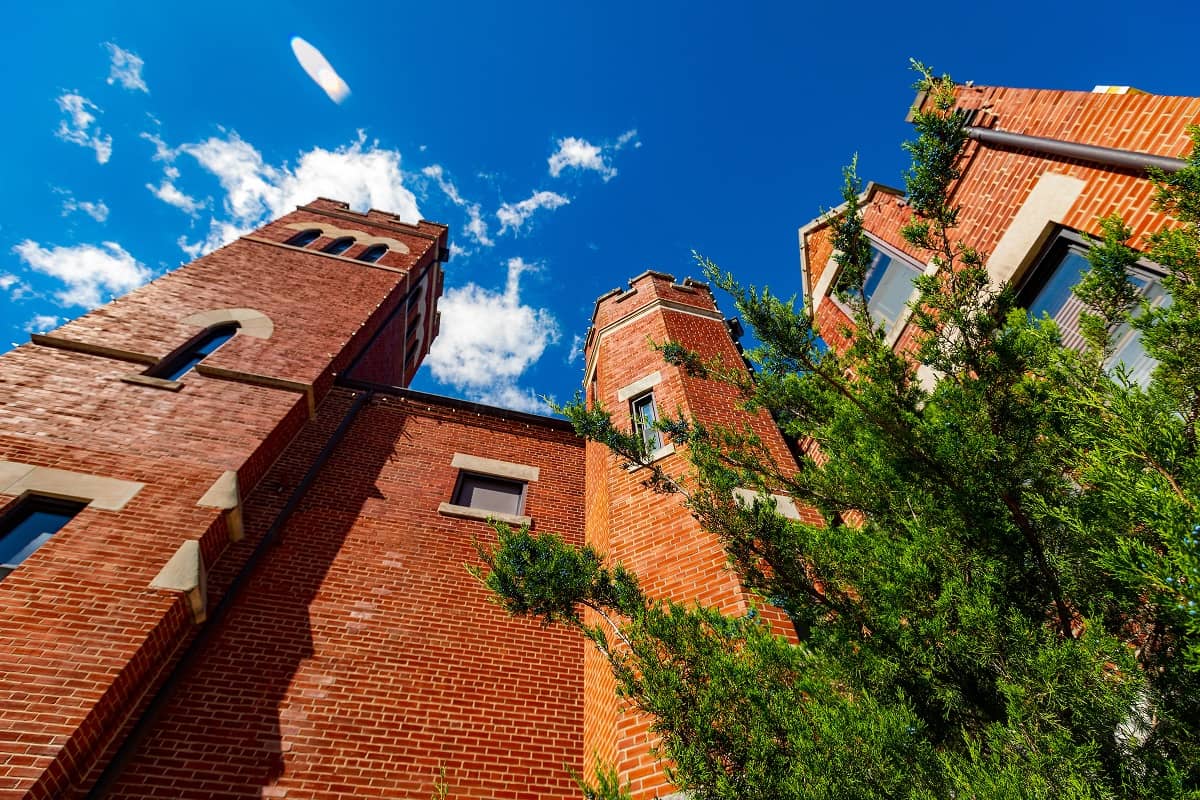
[548,129,639,181]
[426,257,560,413]
[177,130,419,257]
[141,131,175,162]
[290,37,350,103]
[147,173,204,215]
[567,333,584,364]
[104,43,148,93]
[0,273,33,300]
[12,240,151,308]
[423,164,493,247]
[59,191,110,222]
[55,93,113,164]
[24,315,60,334]
[496,190,570,235]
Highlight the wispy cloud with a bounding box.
[496,190,570,235]
[425,256,560,413]
[290,37,350,104]
[55,93,112,164]
[12,240,151,308]
[24,314,60,334]
[176,130,419,257]
[567,333,584,364]
[547,130,638,182]
[104,42,148,93]
[0,273,33,301]
[423,164,493,247]
[57,190,110,222]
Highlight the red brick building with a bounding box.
[1,82,1198,800]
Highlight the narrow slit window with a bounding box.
[630,392,663,451]
[358,244,388,263]
[452,473,525,516]
[286,229,321,247]
[323,237,355,256]
[151,323,239,381]
[0,496,85,580]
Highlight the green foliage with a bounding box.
[474,66,1200,799]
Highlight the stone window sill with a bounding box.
[437,502,532,528]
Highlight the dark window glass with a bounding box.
[153,323,239,381]
[631,392,663,451]
[286,229,321,247]
[323,237,355,255]
[0,496,85,579]
[1019,232,1166,387]
[358,244,388,263]
[858,242,923,333]
[452,474,524,516]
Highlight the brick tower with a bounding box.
[0,199,588,799]
[582,271,808,798]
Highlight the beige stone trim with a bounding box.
[297,203,441,242]
[30,333,157,365]
[437,502,532,528]
[283,221,413,253]
[120,373,183,391]
[182,308,274,339]
[616,371,663,403]
[197,470,244,541]
[150,539,207,624]
[193,364,315,418]
[451,453,539,482]
[623,442,677,472]
[240,236,407,274]
[0,460,144,511]
[732,487,801,520]
[985,172,1086,290]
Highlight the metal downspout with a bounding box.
[964,125,1188,174]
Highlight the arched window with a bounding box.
[323,237,355,256]
[358,244,388,263]
[286,229,321,247]
[151,323,240,381]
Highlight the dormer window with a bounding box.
[358,244,388,263]
[323,237,355,256]
[286,229,321,247]
[149,323,240,381]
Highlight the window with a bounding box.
[286,229,321,247]
[1017,230,1166,386]
[0,496,85,579]
[358,244,388,263]
[840,240,924,334]
[323,237,355,255]
[630,392,663,451]
[451,473,526,516]
[150,323,239,381]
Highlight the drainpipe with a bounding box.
[964,125,1188,174]
[84,389,371,799]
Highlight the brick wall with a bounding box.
[583,272,809,798]
[102,388,587,800]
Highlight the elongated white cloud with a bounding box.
[423,164,493,247]
[12,240,151,308]
[104,43,148,92]
[548,129,639,181]
[496,190,569,235]
[0,273,32,300]
[147,167,204,215]
[55,93,112,164]
[426,257,560,413]
[176,130,419,257]
[291,37,350,103]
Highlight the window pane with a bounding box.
[287,229,321,247]
[631,394,662,450]
[324,237,354,255]
[454,475,523,515]
[158,325,238,381]
[1028,249,1090,350]
[0,500,84,574]
[1105,277,1168,387]
[359,245,388,263]
[861,245,921,332]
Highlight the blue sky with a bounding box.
[2,1,1198,413]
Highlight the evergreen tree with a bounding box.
[472,65,1200,799]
